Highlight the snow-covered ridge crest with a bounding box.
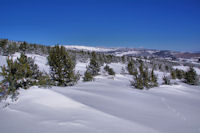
[63,45,114,52]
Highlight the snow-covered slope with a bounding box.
[0,55,7,81]
[0,74,200,133]
[0,54,200,133]
[64,45,114,52]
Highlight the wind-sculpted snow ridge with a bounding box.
[1,74,200,133]
[0,86,159,133]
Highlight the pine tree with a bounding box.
[19,42,29,54]
[143,66,150,88]
[150,66,158,87]
[0,39,8,55]
[48,45,78,86]
[184,67,199,85]
[104,65,115,76]
[87,52,100,76]
[175,69,184,80]
[0,53,47,96]
[83,69,94,82]
[131,74,144,89]
[127,60,135,75]
[170,69,176,79]
[130,63,144,89]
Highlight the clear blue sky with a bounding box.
[0,0,200,51]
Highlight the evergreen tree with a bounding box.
[127,60,136,75]
[130,62,144,89]
[0,53,48,96]
[0,39,8,55]
[142,66,150,88]
[184,67,199,85]
[131,61,157,89]
[104,65,115,76]
[87,52,100,76]
[83,69,94,82]
[175,69,184,80]
[130,73,144,89]
[150,66,158,87]
[19,42,29,53]
[121,56,126,63]
[170,69,176,79]
[48,45,78,86]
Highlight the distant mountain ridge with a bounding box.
[63,45,200,59]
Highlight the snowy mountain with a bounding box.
[64,45,115,52]
[63,45,200,59]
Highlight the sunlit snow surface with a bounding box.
[0,54,200,133]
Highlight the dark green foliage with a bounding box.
[87,52,100,76]
[175,69,184,79]
[48,45,78,86]
[104,65,115,76]
[0,39,8,48]
[0,53,48,97]
[170,69,176,79]
[19,42,29,53]
[130,62,158,89]
[121,56,126,63]
[0,39,8,55]
[83,69,94,82]
[131,75,144,89]
[162,76,171,85]
[150,66,158,87]
[127,60,136,75]
[184,67,199,85]
[82,52,100,82]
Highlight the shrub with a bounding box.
[48,45,79,86]
[184,67,199,85]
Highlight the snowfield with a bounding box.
[0,54,200,133]
[64,45,114,52]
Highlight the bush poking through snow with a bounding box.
[170,69,176,79]
[130,61,158,89]
[175,69,185,80]
[0,53,49,99]
[127,60,136,75]
[104,65,115,76]
[83,69,94,82]
[184,67,199,85]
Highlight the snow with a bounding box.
[0,53,200,133]
[64,45,113,52]
[173,65,200,75]
[0,55,7,81]
[116,50,140,56]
